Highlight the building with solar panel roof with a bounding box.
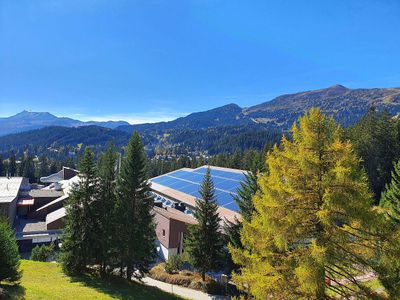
[150,165,246,259]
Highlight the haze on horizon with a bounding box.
[1,0,399,123]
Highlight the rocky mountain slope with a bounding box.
[117,85,400,133]
[244,84,400,128]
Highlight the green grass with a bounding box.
[1,260,183,300]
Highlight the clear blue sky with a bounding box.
[1,0,399,123]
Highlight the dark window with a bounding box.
[162,229,166,236]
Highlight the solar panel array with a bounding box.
[151,166,246,212]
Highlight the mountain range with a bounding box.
[117,84,400,134]
[0,110,129,136]
[1,85,400,156]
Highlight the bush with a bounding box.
[202,279,225,295]
[165,254,183,274]
[0,287,8,299]
[0,217,21,283]
[30,243,55,262]
[149,263,224,295]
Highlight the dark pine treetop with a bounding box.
[0,217,21,283]
[115,132,156,280]
[94,143,118,274]
[185,167,223,281]
[380,159,400,223]
[61,147,98,274]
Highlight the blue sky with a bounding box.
[1,0,400,123]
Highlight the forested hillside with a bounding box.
[0,126,134,159]
[244,84,400,128]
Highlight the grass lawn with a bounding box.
[1,260,183,300]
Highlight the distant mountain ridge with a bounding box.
[117,85,400,133]
[243,84,400,128]
[2,85,400,158]
[116,103,251,133]
[2,85,400,137]
[0,110,130,136]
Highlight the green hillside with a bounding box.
[1,260,182,300]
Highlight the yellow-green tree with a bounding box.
[230,108,384,299]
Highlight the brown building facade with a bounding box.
[153,206,197,260]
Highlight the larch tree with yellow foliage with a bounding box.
[229,108,387,299]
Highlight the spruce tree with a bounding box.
[95,144,118,275]
[380,159,400,223]
[0,217,21,283]
[0,155,4,176]
[37,156,50,179]
[114,132,155,280]
[224,160,261,272]
[22,154,35,183]
[185,167,223,281]
[8,153,17,177]
[230,108,385,299]
[347,108,400,201]
[49,161,58,174]
[61,148,97,274]
[376,159,400,296]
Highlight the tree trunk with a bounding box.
[120,259,124,278]
[127,265,132,281]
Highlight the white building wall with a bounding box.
[156,240,178,261]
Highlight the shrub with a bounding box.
[202,279,225,295]
[165,254,183,274]
[0,217,21,283]
[0,287,9,299]
[149,263,224,295]
[30,243,55,262]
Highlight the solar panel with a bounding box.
[150,167,247,212]
[194,167,246,181]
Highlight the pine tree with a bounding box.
[0,155,4,176]
[22,154,35,183]
[185,167,223,281]
[61,148,98,274]
[224,160,261,272]
[114,132,156,280]
[8,153,17,177]
[37,156,50,179]
[230,108,384,299]
[376,159,400,296]
[380,159,400,223]
[95,144,118,275]
[49,161,58,174]
[347,108,400,201]
[0,217,21,283]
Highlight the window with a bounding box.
[162,229,166,236]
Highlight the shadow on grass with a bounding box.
[69,273,182,300]
[0,283,26,300]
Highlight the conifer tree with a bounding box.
[224,160,261,270]
[8,153,17,177]
[347,108,400,201]
[380,159,400,223]
[61,148,97,274]
[37,156,50,179]
[376,159,400,296]
[230,108,384,299]
[114,132,155,280]
[22,154,35,183]
[49,161,58,174]
[0,217,21,283]
[185,167,223,281]
[95,144,118,274]
[0,155,4,176]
